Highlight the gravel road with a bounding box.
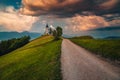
[61,39,120,80]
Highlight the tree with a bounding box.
[56,26,62,37]
[53,26,63,40]
[49,27,52,35]
[53,30,57,40]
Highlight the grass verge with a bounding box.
[0,36,62,80]
[70,38,120,61]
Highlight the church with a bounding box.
[44,24,56,35]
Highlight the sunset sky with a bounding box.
[0,0,120,38]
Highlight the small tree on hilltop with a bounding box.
[53,26,63,40]
[56,26,62,37]
[53,30,57,40]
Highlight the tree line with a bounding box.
[0,36,30,56]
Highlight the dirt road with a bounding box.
[61,39,120,80]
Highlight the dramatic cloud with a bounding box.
[19,0,120,34]
[109,19,120,26]
[102,14,120,26]
[64,15,110,33]
[0,6,38,32]
[20,0,120,17]
[98,0,118,10]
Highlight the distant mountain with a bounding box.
[90,26,120,31]
[63,34,73,38]
[0,31,41,40]
[104,36,120,39]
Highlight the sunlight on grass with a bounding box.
[70,38,120,61]
[0,36,62,80]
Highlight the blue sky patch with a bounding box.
[0,0,21,9]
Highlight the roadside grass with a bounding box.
[0,36,62,80]
[70,38,120,61]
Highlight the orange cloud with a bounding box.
[0,6,38,32]
[20,0,120,17]
[109,19,120,26]
[99,0,118,10]
[65,15,110,33]
[20,0,83,16]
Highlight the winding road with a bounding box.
[61,39,120,80]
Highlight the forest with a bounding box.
[0,36,30,56]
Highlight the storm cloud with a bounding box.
[20,0,120,17]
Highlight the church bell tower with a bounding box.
[45,24,49,35]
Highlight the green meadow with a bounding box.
[70,38,120,61]
[0,36,62,80]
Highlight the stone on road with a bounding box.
[61,39,120,80]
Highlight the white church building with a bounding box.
[44,24,56,35]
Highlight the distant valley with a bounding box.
[0,31,41,41]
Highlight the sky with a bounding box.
[0,0,120,38]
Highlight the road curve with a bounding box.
[61,39,120,80]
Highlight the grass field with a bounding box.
[70,38,120,61]
[0,36,62,80]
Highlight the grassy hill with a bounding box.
[70,37,120,61]
[0,36,62,80]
